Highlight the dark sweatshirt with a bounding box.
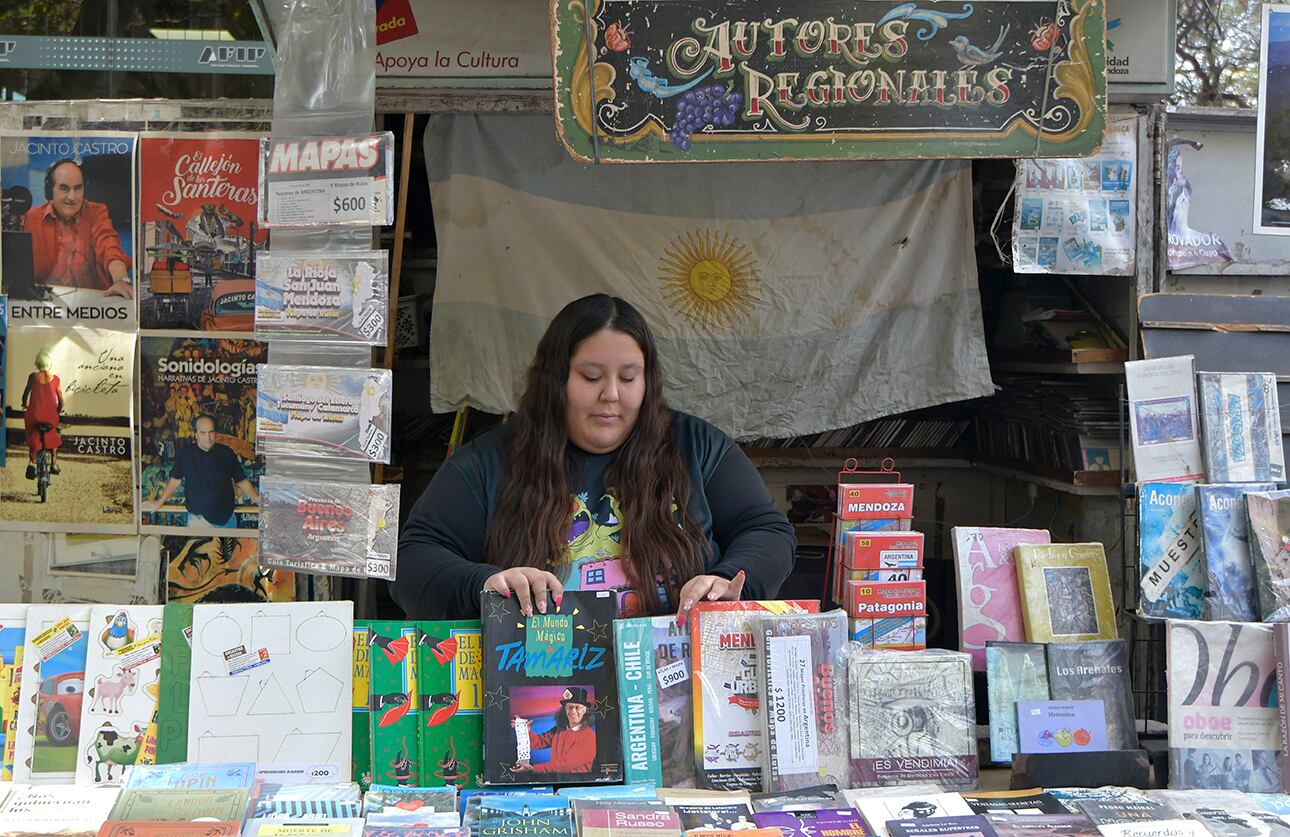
[391,411,796,620]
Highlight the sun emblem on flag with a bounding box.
[658,229,761,330]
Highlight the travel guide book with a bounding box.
[255,250,390,344]
[614,615,694,789]
[255,364,393,463]
[259,478,400,581]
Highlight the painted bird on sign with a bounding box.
[950,24,1011,66]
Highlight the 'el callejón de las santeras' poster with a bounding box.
[0,327,136,533]
[139,335,266,538]
[0,132,137,327]
[137,132,265,332]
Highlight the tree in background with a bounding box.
[1175,0,1262,107]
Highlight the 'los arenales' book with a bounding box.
[847,649,977,788]
[481,590,622,786]
[1014,543,1117,643]
[1199,484,1276,622]
[1167,619,1281,791]
[951,527,1052,672]
[1046,640,1138,752]
[1138,483,1205,620]
[758,611,849,792]
[984,642,1049,764]
[614,615,694,789]
[418,620,483,789]
[1248,490,1290,622]
[691,601,819,792]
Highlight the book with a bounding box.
[164,536,297,604]
[472,793,573,836]
[849,616,927,650]
[1045,640,1138,752]
[951,528,1052,671]
[1198,372,1285,483]
[757,610,849,792]
[1277,622,1290,794]
[480,590,623,786]
[0,784,122,836]
[1199,484,1276,622]
[576,801,684,837]
[154,603,194,765]
[1125,355,1205,483]
[126,761,257,790]
[845,580,926,619]
[1045,788,1149,813]
[1167,620,1281,791]
[251,798,364,818]
[1138,483,1205,620]
[749,783,843,812]
[1076,799,1180,825]
[1015,700,1110,753]
[888,816,1000,837]
[1248,490,1290,622]
[671,800,758,833]
[243,820,365,837]
[837,483,915,521]
[255,250,390,344]
[1014,543,1117,643]
[12,605,91,783]
[417,620,484,789]
[1184,808,1290,837]
[260,479,401,581]
[368,620,422,788]
[0,605,27,781]
[255,365,393,463]
[96,824,241,837]
[108,787,252,821]
[961,791,1066,815]
[846,649,977,788]
[614,615,694,789]
[854,794,975,837]
[984,642,1049,764]
[691,600,820,791]
[754,808,870,837]
[354,620,372,788]
[985,813,1100,837]
[844,531,924,569]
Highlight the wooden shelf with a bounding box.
[992,348,1127,375]
[992,360,1124,375]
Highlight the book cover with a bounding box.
[1014,543,1117,643]
[108,787,251,821]
[758,611,848,792]
[1015,700,1109,753]
[754,809,870,837]
[1277,622,1290,794]
[1045,640,1138,752]
[1199,484,1276,622]
[1045,787,1149,812]
[1075,799,1180,825]
[888,816,1000,837]
[838,484,915,521]
[368,620,421,788]
[691,600,819,792]
[243,819,365,837]
[1138,483,1205,620]
[985,814,1100,837]
[951,527,1052,671]
[672,801,757,833]
[0,784,122,837]
[354,619,372,787]
[97,823,241,837]
[1184,808,1290,837]
[126,761,256,790]
[577,802,683,837]
[139,335,267,537]
[854,794,975,837]
[0,605,27,780]
[481,590,623,786]
[847,649,977,788]
[845,531,924,569]
[833,518,911,604]
[1125,355,1205,484]
[417,620,483,789]
[251,798,364,819]
[849,616,927,650]
[255,365,392,463]
[845,581,926,619]
[12,604,91,784]
[961,791,1066,815]
[260,479,400,581]
[164,536,296,604]
[1198,372,1285,483]
[473,793,572,836]
[1167,619,1281,791]
[76,605,165,785]
[255,250,390,344]
[614,615,695,789]
[985,642,1049,765]
[1098,822,1210,837]
[749,784,843,812]
[154,603,193,765]
[1248,490,1290,622]
[137,132,264,331]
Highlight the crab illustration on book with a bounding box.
[371,690,411,727]
[101,610,135,652]
[418,632,458,665]
[421,691,459,727]
[369,630,412,665]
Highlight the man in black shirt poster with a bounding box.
[141,415,259,528]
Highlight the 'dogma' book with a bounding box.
[1014,543,1117,643]
[1199,484,1276,622]
[1248,490,1290,622]
[951,527,1051,672]
[1138,483,1205,620]
[614,615,694,790]
[481,590,622,786]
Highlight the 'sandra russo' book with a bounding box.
[481,590,622,786]
[1045,640,1138,752]
[1199,484,1275,621]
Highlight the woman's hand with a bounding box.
[676,570,746,626]
[485,567,564,617]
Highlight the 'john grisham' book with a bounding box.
[475,793,573,836]
[614,616,694,789]
[1045,640,1138,752]
[417,620,483,789]
[1167,619,1281,791]
[1138,483,1205,620]
[1199,484,1276,622]
[691,600,821,792]
[758,611,849,792]
[481,590,622,786]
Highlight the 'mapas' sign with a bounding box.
[552,0,1107,163]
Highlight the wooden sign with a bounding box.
[552,0,1107,163]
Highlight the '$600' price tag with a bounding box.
[266,176,387,227]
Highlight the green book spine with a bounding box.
[615,618,662,787]
[354,619,372,789]
[369,620,420,787]
[154,603,194,764]
[417,620,483,789]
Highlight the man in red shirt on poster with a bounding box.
[511,687,596,775]
[23,158,133,299]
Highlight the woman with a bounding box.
[511,687,595,775]
[21,347,63,480]
[393,294,796,620]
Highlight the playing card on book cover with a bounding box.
[951,527,1051,671]
[481,590,623,786]
[1199,484,1275,622]
[1014,543,1117,643]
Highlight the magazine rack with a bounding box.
[821,457,903,607]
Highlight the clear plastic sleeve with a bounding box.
[255,364,392,463]
[258,133,395,228]
[255,250,389,345]
[259,477,400,580]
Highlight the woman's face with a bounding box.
[565,702,588,726]
[565,327,646,455]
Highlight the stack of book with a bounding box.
[973,376,1125,474]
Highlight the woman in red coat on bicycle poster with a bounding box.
[21,346,63,480]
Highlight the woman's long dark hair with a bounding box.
[481,294,709,613]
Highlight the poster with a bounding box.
[0,327,135,534]
[1256,5,1290,236]
[0,296,6,468]
[137,133,265,331]
[164,536,296,604]
[1012,117,1136,275]
[139,336,266,538]
[0,132,137,327]
[1167,135,1236,269]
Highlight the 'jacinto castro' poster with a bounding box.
[137,132,265,331]
[139,335,266,537]
[0,132,138,327]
